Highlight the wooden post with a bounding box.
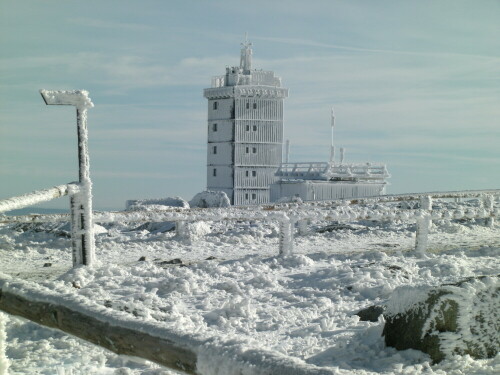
[415,196,432,255]
[40,90,95,266]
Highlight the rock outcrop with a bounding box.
[383,275,499,363]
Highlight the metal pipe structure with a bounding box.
[40,89,95,266]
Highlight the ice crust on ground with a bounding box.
[0,199,499,374]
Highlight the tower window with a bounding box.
[245,171,249,177]
[213,168,217,177]
[252,147,257,153]
[252,125,257,131]
[245,193,249,199]
[252,170,257,177]
[213,101,218,110]
[253,103,257,109]
[213,123,217,131]
[246,125,250,131]
[213,146,217,154]
[252,193,257,200]
[245,146,249,153]
[246,102,250,109]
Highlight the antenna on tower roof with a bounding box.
[240,32,252,72]
[329,106,335,163]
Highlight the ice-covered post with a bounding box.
[415,195,432,255]
[176,220,190,241]
[483,194,495,227]
[40,90,95,266]
[297,219,308,236]
[279,215,294,256]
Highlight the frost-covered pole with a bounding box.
[176,220,190,242]
[415,195,432,255]
[278,215,294,256]
[40,90,95,266]
[483,194,495,227]
[297,219,308,236]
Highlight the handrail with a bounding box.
[0,183,79,213]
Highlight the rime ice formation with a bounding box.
[189,190,231,208]
[126,196,190,210]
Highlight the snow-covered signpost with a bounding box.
[40,90,95,266]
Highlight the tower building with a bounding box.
[204,40,288,205]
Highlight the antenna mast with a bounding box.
[329,106,335,163]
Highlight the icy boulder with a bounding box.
[125,196,189,211]
[189,191,230,208]
[383,275,499,363]
[275,195,303,204]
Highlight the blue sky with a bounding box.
[1,0,499,210]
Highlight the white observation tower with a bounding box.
[204,39,288,205]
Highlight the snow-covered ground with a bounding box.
[0,199,499,374]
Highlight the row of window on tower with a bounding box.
[211,146,258,154]
[212,101,258,110]
[212,168,258,177]
[211,123,259,132]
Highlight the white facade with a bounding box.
[204,41,288,205]
[270,162,390,202]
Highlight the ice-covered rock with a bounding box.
[275,195,303,204]
[189,191,230,208]
[125,196,189,210]
[383,275,500,363]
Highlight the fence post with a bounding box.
[279,216,294,256]
[176,221,190,241]
[483,195,495,227]
[415,195,432,255]
[41,90,95,266]
[297,219,308,236]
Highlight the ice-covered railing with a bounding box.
[211,70,282,88]
[276,162,390,181]
[0,89,95,267]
